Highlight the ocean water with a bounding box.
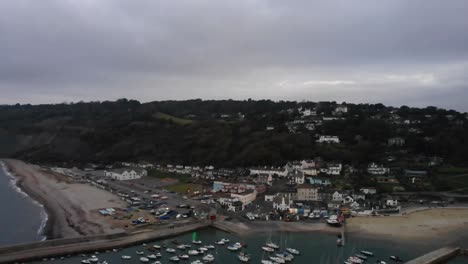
[0,163,46,246]
[30,228,451,264]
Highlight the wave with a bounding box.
[0,161,48,240]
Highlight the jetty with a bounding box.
[406,247,461,264]
[0,220,210,264]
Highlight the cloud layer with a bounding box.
[1,0,467,110]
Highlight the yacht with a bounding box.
[262,246,275,252]
[389,256,403,262]
[215,240,225,245]
[81,260,91,264]
[156,253,162,258]
[326,218,342,227]
[169,256,180,262]
[261,260,274,264]
[221,238,230,243]
[205,245,215,249]
[355,254,367,260]
[89,256,99,263]
[191,261,203,264]
[265,242,279,249]
[360,250,374,256]
[166,248,176,253]
[121,255,131,260]
[139,257,150,263]
[227,245,240,251]
[268,256,285,264]
[136,251,145,255]
[202,254,215,262]
[153,245,161,249]
[238,252,251,262]
[198,247,208,252]
[192,240,202,244]
[177,245,186,250]
[178,254,189,260]
[285,248,300,255]
[147,254,157,259]
[188,250,200,256]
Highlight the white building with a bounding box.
[288,171,305,185]
[332,191,343,202]
[104,168,147,181]
[249,166,288,177]
[386,199,399,207]
[335,105,348,113]
[231,190,257,208]
[320,163,342,176]
[297,185,319,201]
[367,163,389,175]
[317,135,340,144]
[360,187,377,195]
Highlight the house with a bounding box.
[360,187,377,195]
[386,198,399,207]
[218,198,244,212]
[287,171,305,185]
[104,168,147,181]
[249,166,288,177]
[296,185,319,201]
[321,163,342,176]
[317,135,340,144]
[308,177,331,186]
[230,190,257,208]
[334,105,348,114]
[367,163,389,175]
[272,193,295,211]
[332,191,343,202]
[388,137,405,146]
[212,181,256,193]
[255,173,273,186]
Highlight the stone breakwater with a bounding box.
[0,221,210,264]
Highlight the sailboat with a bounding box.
[192,232,202,244]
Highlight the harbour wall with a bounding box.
[405,247,461,264]
[0,220,210,264]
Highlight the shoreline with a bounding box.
[0,161,50,240]
[1,159,127,239]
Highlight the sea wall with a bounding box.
[0,220,210,264]
[406,247,460,264]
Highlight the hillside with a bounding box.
[0,99,467,168]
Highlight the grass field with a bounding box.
[166,183,203,194]
[147,169,191,183]
[153,112,193,125]
[437,167,468,191]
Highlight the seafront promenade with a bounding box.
[0,220,210,264]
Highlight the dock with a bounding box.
[0,220,210,264]
[406,247,461,264]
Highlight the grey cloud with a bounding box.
[0,0,467,111]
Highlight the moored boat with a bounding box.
[202,254,215,262]
[121,255,131,260]
[390,256,403,262]
[262,246,275,252]
[169,256,180,262]
[285,248,300,255]
[139,257,150,263]
[265,242,279,249]
[360,250,374,256]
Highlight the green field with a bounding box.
[153,112,193,125]
[437,167,468,191]
[166,183,203,194]
[147,169,191,182]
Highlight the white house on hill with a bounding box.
[104,168,147,181]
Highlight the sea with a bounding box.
[1,163,467,263]
[0,162,47,246]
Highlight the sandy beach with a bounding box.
[2,159,126,239]
[347,208,468,242]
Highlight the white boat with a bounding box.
[156,253,162,258]
[178,254,189,259]
[238,252,251,262]
[376,261,387,264]
[360,250,374,256]
[346,257,363,264]
[202,254,215,262]
[261,261,274,264]
[390,256,403,262]
[188,250,200,256]
[121,255,131,260]
[89,256,99,263]
[262,246,275,252]
[199,247,208,252]
[227,245,240,251]
[177,245,186,249]
[215,240,225,245]
[152,262,162,264]
[140,257,150,263]
[191,261,203,264]
[147,254,157,259]
[276,252,294,261]
[326,219,342,227]
[169,256,180,262]
[192,240,202,244]
[81,260,91,264]
[355,254,368,260]
[153,245,161,249]
[266,242,279,249]
[269,256,285,264]
[285,248,300,255]
[136,251,145,255]
[221,238,230,243]
[166,248,176,253]
[205,245,215,249]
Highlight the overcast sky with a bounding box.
[1,1,467,111]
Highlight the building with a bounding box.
[376,175,400,184]
[288,171,305,185]
[360,187,377,195]
[249,166,288,177]
[332,191,343,202]
[317,135,340,144]
[218,198,244,212]
[272,193,294,211]
[212,181,256,193]
[334,105,348,113]
[297,185,319,201]
[231,190,257,208]
[104,168,147,181]
[388,137,405,146]
[367,163,389,175]
[321,163,342,175]
[255,173,273,186]
[308,177,331,186]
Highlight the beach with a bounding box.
[2,159,127,239]
[347,208,468,243]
